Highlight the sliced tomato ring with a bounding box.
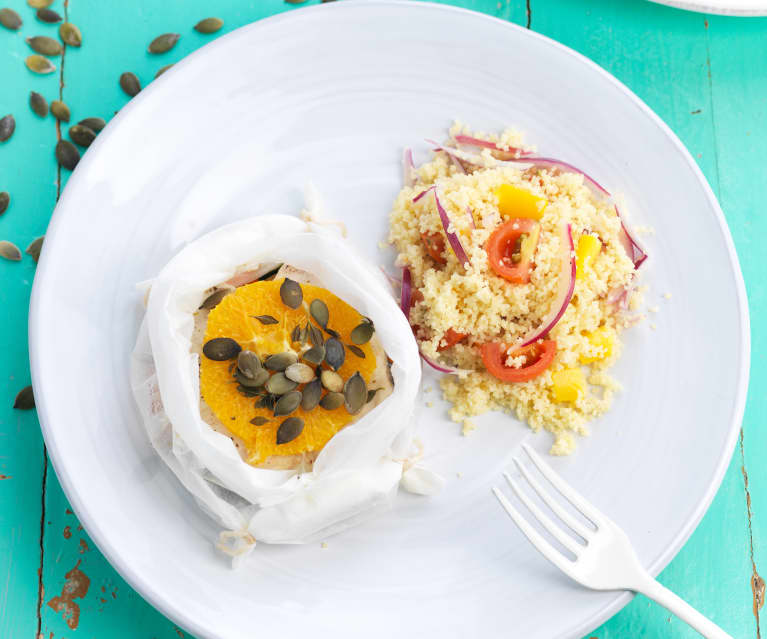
[487,218,540,283]
[437,328,469,351]
[481,340,556,382]
[421,231,447,264]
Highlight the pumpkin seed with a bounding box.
[194,17,223,33]
[302,345,325,366]
[301,379,322,410]
[199,286,232,309]
[347,344,366,358]
[309,299,329,328]
[59,22,82,47]
[319,392,344,411]
[279,277,302,309]
[0,240,21,261]
[343,372,367,415]
[324,327,340,338]
[257,394,276,410]
[55,139,79,170]
[290,325,302,342]
[0,8,22,30]
[202,337,241,361]
[276,417,304,445]
[308,323,324,348]
[285,362,315,384]
[250,416,269,426]
[366,388,380,403]
[26,35,63,56]
[252,314,279,325]
[13,385,35,410]
[265,372,298,395]
[235,368,268,388]
[237,351,262,378]
[148,32,180,54]
[119,71,141,97]
[351,322,374,345]
[320,370,343,393]
[26,54,55,74]
[25,236,43,262]
[0,192,9,215]
[0,115,15,142]
[29,91,48,117]
[155,64,173,79]
[265,351,298,371]
[78,117,106,132]
[50,100,70,122]
[274,390,302,417]
[36,8,61,23]
[324,338,345,371]
[69,124,96,147]
[27,0,53,8]
[285,0,309,4]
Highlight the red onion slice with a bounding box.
[518,223,576,347]
[432,188,470,268]
[400,266,413,318]
[454,134,531,159]
[426,138,468,174]
[412,187,431,203]
[419,351,470,375]
[402,148,416,188]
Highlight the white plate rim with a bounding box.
[28,2,751,637]
[648,0,767,16]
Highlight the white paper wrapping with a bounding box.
[130,215,425,554]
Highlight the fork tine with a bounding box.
[503,472,583,556]
[522,443,604,527]
[513,458,593,541]
[492,486,576,578]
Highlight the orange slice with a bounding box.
[199,279,377,465]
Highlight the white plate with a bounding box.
[649,0,767,15]
[29,2,749,638]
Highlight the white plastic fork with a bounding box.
[493,443,732,639]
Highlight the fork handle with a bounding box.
[634,573,733,639]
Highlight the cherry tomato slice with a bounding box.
[437,328,469,351]
[487,218,540,283]
[421,231,447,264]
[481,340,557,382]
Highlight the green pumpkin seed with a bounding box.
[290,325,302,343]
[29,91,48,117]
[0,192,9,215]
[309,299,329,328]
[308,323,324,348]
[285,0,309,4]
[59,23,82,47]
[324,338,345,371]
[256,394,276,410]
[26,35,62,56]
[69,124,96,148]
[346,344,366,358]
[274,390,302,417]
[0,8,22,30]
[0,240,21,261]
[237,350,262,378]
[155,64,173,79]
[351,321,374,345]
[265,372,298,395]
[78,117,106,132]
[285,362,315,384]
[26,54,56,74]
[50,100,70,122]
[199,286,232,309]
[265,352,298,371]
[301,379,322,410]
[252,314,278,325]
[276,417,304,445]
[202,337,241,361]
[343,372,367,415]
[26,236,44,262]
[55,139,79,170]
[13,385,35,410]
[36,8,62,23]
[235,368,268,388]
[119,71,141,97]
[324,327,340,338]
[319,392,344,411]
[27,0,53,8]
[320,370,343,393]
[302,345,325,366]
[250,416,269,426]
[279,277,302,309]
[148,32,180,54]
[0,115,15,142]
[194,17,223,33]
[366,388,381,403]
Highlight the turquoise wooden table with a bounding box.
[0,0,763,636]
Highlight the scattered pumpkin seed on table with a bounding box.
[0,115,16,142]
[276,417,304,445]
[13,385,35,410]
[0,192,9,215]
[25,236,43,262]
[36,8,61,23]
[285,0,309,4]
[78,117,106,132]
[148,33,180,54]
[50,100,70,122]
[55,139,79,170]
[0,8,22,30]
[119,72,141,97]
[29,91,48,117]
[26,35,63,56]
[26,54,55,74]
[155,64,173,78]
[202,337,241,360]
[27,0,53,8]
[59,22,82,47]
[69,125,96,147]
[194,17,223,33]
[280,277,303,309]
[0,240,22,261]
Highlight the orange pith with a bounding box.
[199,279,377,465]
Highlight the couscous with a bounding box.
[388,125,647,454]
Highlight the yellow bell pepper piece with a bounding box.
[580,327,615,364]
[551,368,586,402]
[495,184,547,220]
[576,233,602,275]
